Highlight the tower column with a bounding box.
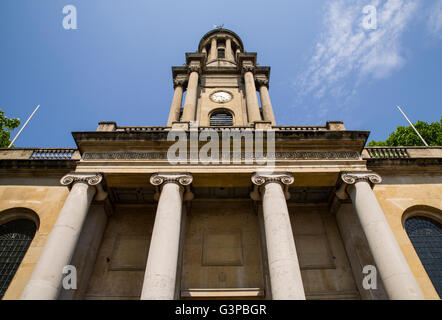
[251,173,305,300]
[243,66,262,123]
[257,79,276,125]
[140,173,193,300]
[225,38,234,61]
[21,173,106,300]
[341,172,424,300]
[181,66,200,122]
[209,37,217,61]
[167,79,185,126]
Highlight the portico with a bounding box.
[9,28,432,301]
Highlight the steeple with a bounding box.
[167,29,276,127]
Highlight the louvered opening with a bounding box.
[210,111,233,126]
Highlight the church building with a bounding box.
[1,29,441,300]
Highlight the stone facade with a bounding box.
[0,29,441,300]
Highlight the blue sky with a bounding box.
[0,0,441,148]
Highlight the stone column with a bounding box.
[251,173,305,300]
[341,172,424,300]
[140,173,193,300]
[21,173,106,300]
[209,37,217,61]
[225,38,234,61]
[243,66,262,123]
[181,66,200,122]
[167,79,185,126]
[58,204,109,300]
[257,79,276,125]
[335,203,388,300]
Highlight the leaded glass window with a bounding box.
[405,216,442,297]
[0,219,36,299]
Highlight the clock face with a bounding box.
[210,91,232,103]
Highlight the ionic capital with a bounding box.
[251,173,294,186]
[341,172,382,186]
[150,173,193,187]
[150,173,193,202]
[61,173,103,186]
[60,173,107,201]
[251,173,293,200]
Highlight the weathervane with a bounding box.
[213,24,224,30]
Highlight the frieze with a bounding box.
[82,151,360,161]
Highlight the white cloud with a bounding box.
[428,0,442,38]
[296,0,418,100]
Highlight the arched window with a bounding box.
[0,218,37,298]
[405,216,442,297]
[210,111,233,126]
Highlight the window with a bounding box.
[210,111,233,126]
[218,48,225,59]
[0,219,37,298]
[405,216,442,297]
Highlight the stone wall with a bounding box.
[84,205,156,299]
[0,181,69,300]
[289,204,359,299]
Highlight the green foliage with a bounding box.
[368,118,442,147]
[0,109,20,148]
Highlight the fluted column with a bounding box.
[225,38,234,61]
[167,79,185,126]
[140,173,193,300]
[251,173,305,300]
[243,66,261,123]
[21,173,106,300]
[257,79,276,125]
[181,66,200,122]
[341,172,424,300]
[209,37,217,61]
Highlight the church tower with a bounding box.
[167,28,276,127]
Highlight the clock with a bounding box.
[210,91,232,103]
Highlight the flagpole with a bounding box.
[396,106,429,147]
[8,104,40,148]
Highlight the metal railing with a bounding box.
[274,126,328,131]
[116,125,329,132]
[116,126,170,132]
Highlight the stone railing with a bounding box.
[98,121,345,133]
[364,147,410,159]
[0,148,80,160]
[363,147,442,159]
